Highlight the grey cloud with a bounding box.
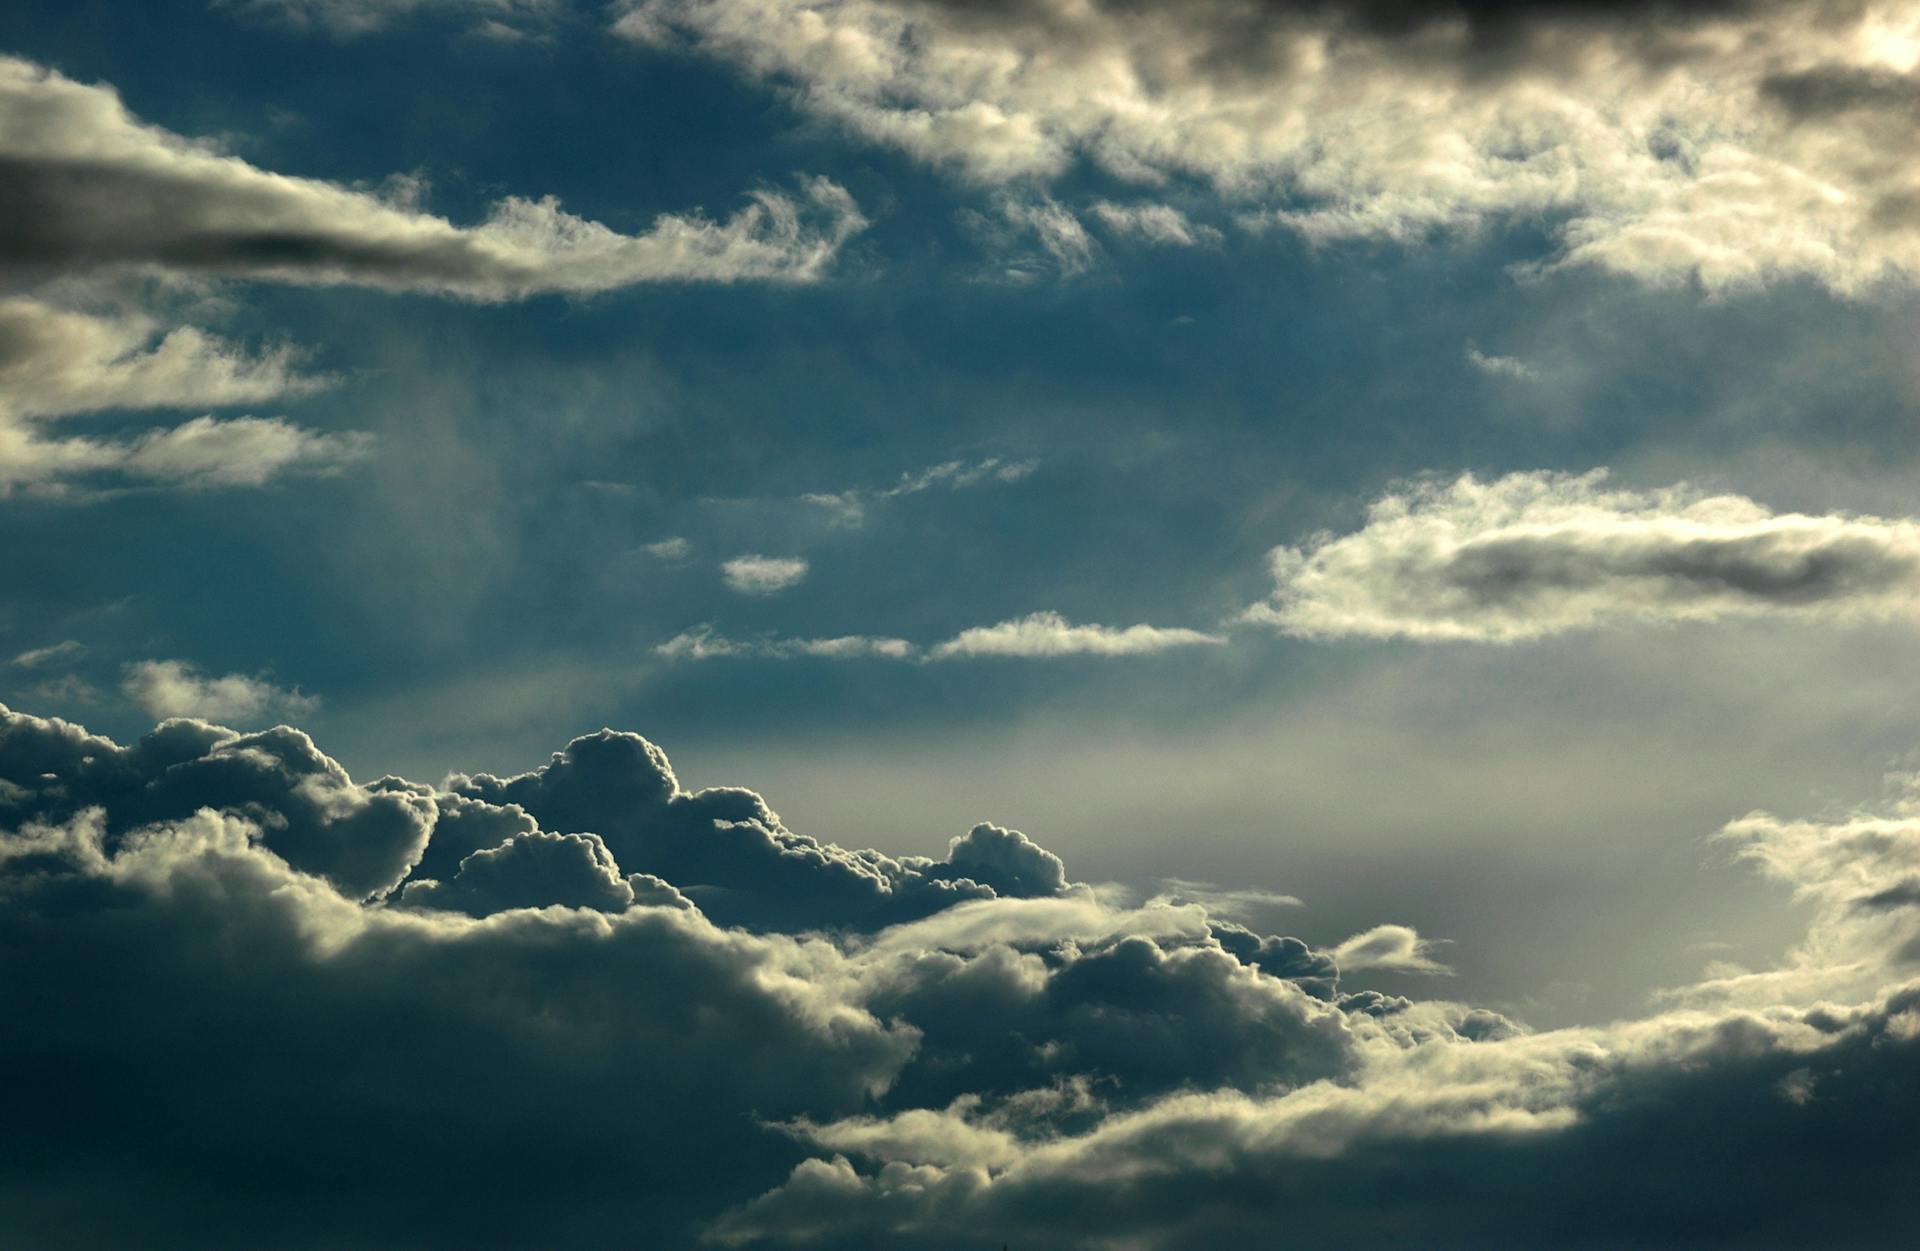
[8,698,1920,1248]
[1246,470,1920,642]
[0,56,865,299]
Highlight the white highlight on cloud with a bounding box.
[721,555,811,595]
[0,55,866,299]
[619,0,1920,292]
[1246,470,1920,643]
[1332,923,1454,976]
[930,611,1226,659]
[121,659,318,724]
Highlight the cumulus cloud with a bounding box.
[931,611,1226,659]
[720,554,810,595]
[7,698,1920,1247]
[1246,470,1920,642]
[0,55,865,299]
[120,659,318,724]
[619,0,1920,292]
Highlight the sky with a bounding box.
[5,0,1920,1246]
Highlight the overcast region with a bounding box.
[3,702,1918,1247]
[1246,470,1920,642]
[622,0,1920,291]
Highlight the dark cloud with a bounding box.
[6,700,1920,1248]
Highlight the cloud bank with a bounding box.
[1247,470,1920,642]
[0,56,865,299]
[620,0,1920,291]
[5,698,1919,1246]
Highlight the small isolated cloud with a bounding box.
[643,536,692,561]
[10,640,84,668]
[802,456,1036,527]
[1465,347,1538,381]
[1246,470,1920,643]
[1332,923,1454,976]
[121,659,318,724]
[1089,202,1220,247]
[220,0,561,38]
[655,627,913,660]
[721,555,809,596]
[931,611,1225,659]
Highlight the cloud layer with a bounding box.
[621,0,1920,291]
[1247,470,1920,642]
[5,698,1919,1246]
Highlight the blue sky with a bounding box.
[8,3,1920,1245]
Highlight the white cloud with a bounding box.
[1246,470,1920,643]
[10,640,85,668]
[121,659,319,724]
[721,555,811,595]
[219,0,560,38]
[802,455,1036,526]
[620,0,1920,292]
[0,55,866,300]
[1465,346,1538,381]
[931,611,1225,659]
[655,626,913,660]
[643,536,693,561]
[1089,201,1220,248]
[1332,923,1454,976]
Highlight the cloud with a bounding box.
[619,0,1920,292]
[0,296,362,496]
[931,611,1226,659]
[721,555,810,595]
[1246,470,1920,642]
[6,698,1920,1246]
[801,455,1036,527]
[1089,202,1221,248]
[1332,923,1454,975]
[219,0,561,38]
[0,56,865,299]
[644,535,693,561]
[656,626,915,660]
[9,640,84,668]
[120,659,318,724]
[1464,346,1538,381]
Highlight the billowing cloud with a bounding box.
[931,611,1226,659]
[721,554,810,595]
[0,56,865,299]
[7,699,1920,1247]
[620,0,1920,292]
[1247,470,1920,642]
[120,659,318,724]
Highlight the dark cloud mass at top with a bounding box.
[5,699,1920,1248]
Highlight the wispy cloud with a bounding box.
[121,659,318,724]
[930,611,1226,659]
